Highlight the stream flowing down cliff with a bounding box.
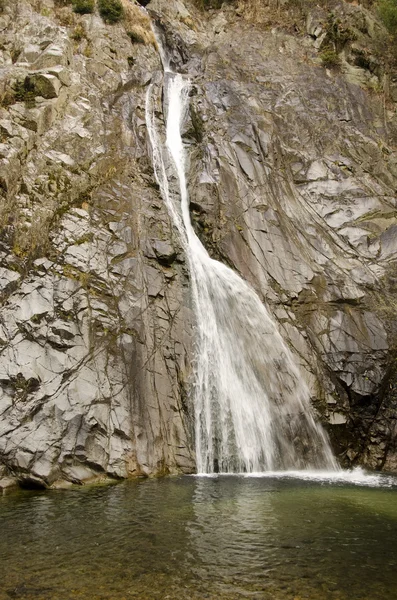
[145,33,338,474]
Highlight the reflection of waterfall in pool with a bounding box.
[188,477,277,587]
[145,37,338,474]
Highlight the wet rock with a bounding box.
[0,477,17,494]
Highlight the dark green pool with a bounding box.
[1,472,397,599]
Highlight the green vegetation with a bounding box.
[377,0,397,33]
[72,0,95,14]
[98,0,124,23]
[325,12,356,51]
[320,48,341,68]
[0,89,15,108]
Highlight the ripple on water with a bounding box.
[1,474,397,599]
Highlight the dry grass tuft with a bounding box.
[237,0,270,22]
[235,0,315,30]
[12,208,53,259]
[120,0,155,45]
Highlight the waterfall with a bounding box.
[145,35,338,474]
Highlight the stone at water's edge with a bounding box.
[0,0,396,486]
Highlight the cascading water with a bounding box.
[145,33,338,474]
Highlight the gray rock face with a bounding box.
[0,0,396,486]
[150,0,397,470]
[0,0,194,487]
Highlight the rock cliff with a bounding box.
[0,0,396,488]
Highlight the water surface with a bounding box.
[1,474,397,599]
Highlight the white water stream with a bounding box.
[145,41,338,474]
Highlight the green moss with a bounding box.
[72,0,95,14]
[75,232,94,245]
[189,105,204,143]
[98,0,123,23]
[0,89,15,108]
[62,264,92,288]
[377,0,397,33]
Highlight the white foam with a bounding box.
[193,468,397,488]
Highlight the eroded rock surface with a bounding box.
[151,0,397,471]
[0,0,194,487]
[0,0,396,486]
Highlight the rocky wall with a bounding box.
[0,0,397,489]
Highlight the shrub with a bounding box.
[98,0,124,23]
[325,13,357,52]
[377,0,397,33]
[320,48,341,68]
[72,0,95,14]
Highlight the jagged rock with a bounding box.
[0,267,20,291]
[26,72,62,99]
[0,0,396,486]
[329,413,347,425]
[0,0,194,487]
[151,239,177,265]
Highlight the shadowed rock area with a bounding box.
[0,0,396,488]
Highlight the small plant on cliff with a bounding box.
[127,31,145,44]
[98,0,124,23]
[377,0,397,33]
[0,88,15,108]
[320,48,341,68]
[72,0,95,14]
[325,13,357,52]
[71,23,86,41]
